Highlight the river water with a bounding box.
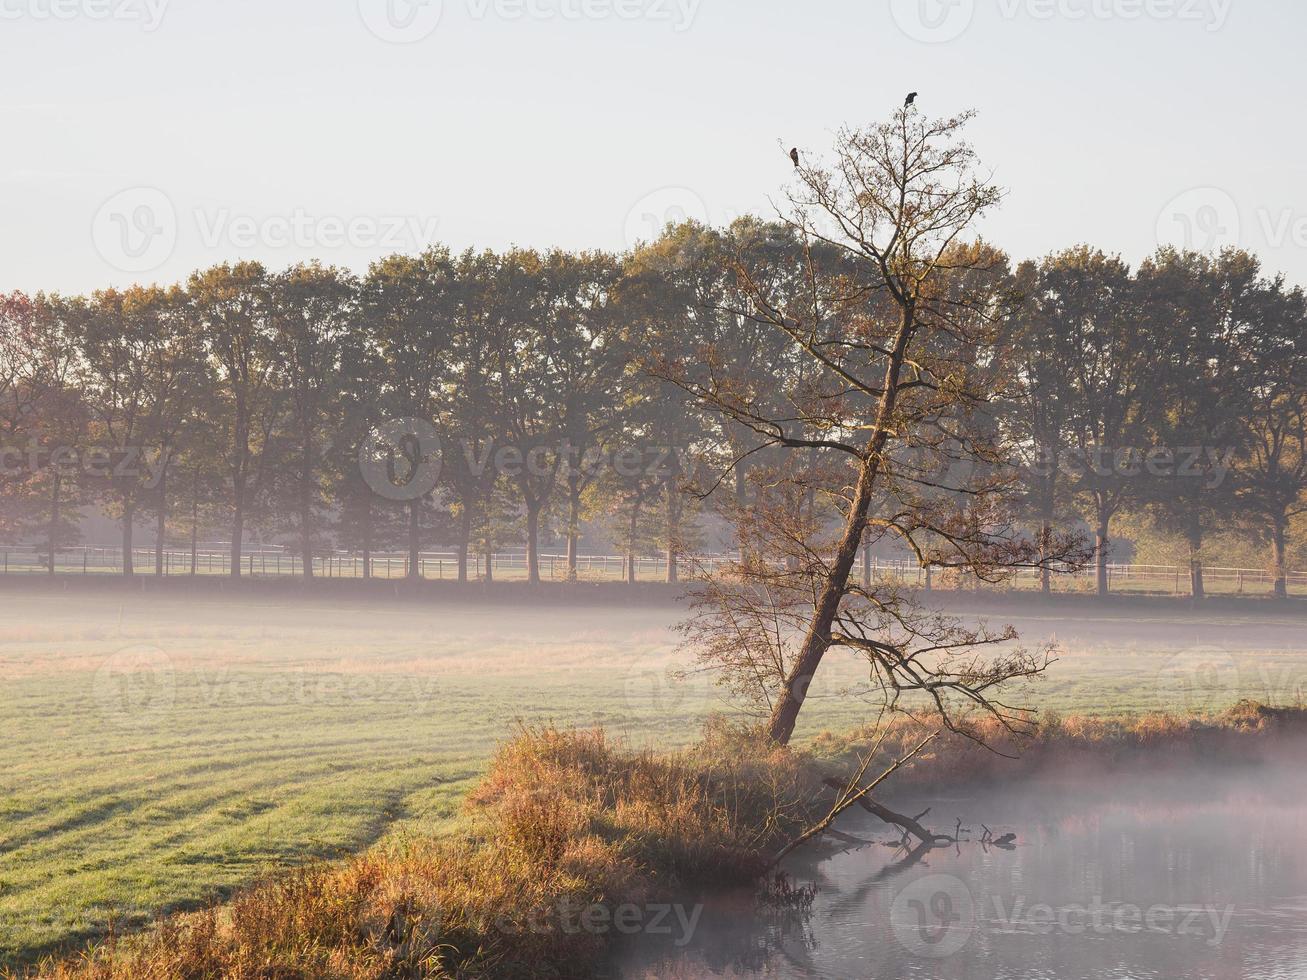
[614,761,1307,980]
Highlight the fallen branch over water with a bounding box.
[824,790,955,846]
[769,733,939,867]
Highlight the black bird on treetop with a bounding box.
[789,147,800,169]
[905,91,918,107]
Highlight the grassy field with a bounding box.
[2,588,1306,967]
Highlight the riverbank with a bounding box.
[13,705,1307,979]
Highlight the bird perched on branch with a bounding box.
[789,147,800,169]
[905,91,918,107]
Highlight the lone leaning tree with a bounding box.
[658,106,1085,746]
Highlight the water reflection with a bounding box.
[616,765,1307,979]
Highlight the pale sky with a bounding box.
[2,0,1304,294]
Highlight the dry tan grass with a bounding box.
[13,725,817,980]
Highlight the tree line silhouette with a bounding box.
[0,222,1303,596]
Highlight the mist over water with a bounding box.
[616,754,1307,979]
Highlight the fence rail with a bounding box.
[0,546,1303,596]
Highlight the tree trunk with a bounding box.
[1271,517,1289,599]
[665,481,680,585]
[567,474,581,583]
[190,472,199,576]
[627,506,638,586]
[734,463,749,561]
[122,501,135,577]
[1039,521,1052,594]
[155,471,167,577]
[457,502,473,583]
[767,451,881,745]
[1094,506,1110,598]
[484,544,494,583]
[230,474,245,578]
[407,500,421,579]
[1039,481,1054,595]
[567,525,580,582]
[1187,522,1204,601]
[300,448,314,580]
[766,312,913,746]
[525,501,541,585]
[48,475,61,576]
[361,499,373,580]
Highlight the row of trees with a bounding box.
[1,186,1304,600]
[0,252,691,584]
[1009,246,1307,599]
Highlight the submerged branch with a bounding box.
[768,732,938,867]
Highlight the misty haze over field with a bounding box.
[3,1,1307,978]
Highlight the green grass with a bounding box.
[2,591,1306,967]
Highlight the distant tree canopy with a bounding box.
[0,128,1304,601]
